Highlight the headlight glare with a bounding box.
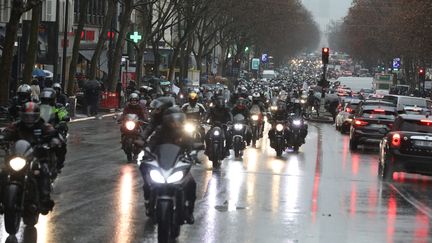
[276,124,284,132]
[167,171,184,184]
[293,120,302,126]
[125,121,136,131]
[251,115,259,121]
[9,157,26,171]
[150,170,165,183]
[234,124,243,130]
[213,130,220,136]
[184,123,195,134]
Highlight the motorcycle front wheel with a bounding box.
[3,184,22,235]
[157,200,180,243]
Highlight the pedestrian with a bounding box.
[30,78,40,101]
[84,78,101,116]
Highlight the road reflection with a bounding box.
[114,165,135,243]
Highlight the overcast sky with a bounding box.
[301,0,353,31]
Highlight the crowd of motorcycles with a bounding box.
[117,72,322,241]
[0,68,321,241]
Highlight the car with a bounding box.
[335,99,362,133]
[378,114,432,181]
[349,105,397,150]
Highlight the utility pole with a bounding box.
[61,0,69,91]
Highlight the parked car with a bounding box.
[378,114,432,181]
[349,105,397,150]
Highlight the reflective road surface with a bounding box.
[1,117,432,243]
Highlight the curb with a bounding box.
[306,116,334,124]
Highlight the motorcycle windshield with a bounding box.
[233,114,245,123]
[250,105,261,114]
[40,104,55,123]
[154,144,182,170]
[12,140,33,158]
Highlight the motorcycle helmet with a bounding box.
[39,88,57,106]
[19,102,41,128]
[150,96,175,115]
[52,83,62,94]
[129,93,140,106]
[188,92,198,106]
[235,98,247,110]
[215,96,225,109]
[162,106,186,130]
[17,84,32,103]
[252,92,261,102]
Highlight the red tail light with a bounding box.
[354,119,368,126]
[391,133,401,148]
[420,119,432,126]
[346,108,352,113]
[374,109,385,113]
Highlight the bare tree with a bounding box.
[22,3,42,84]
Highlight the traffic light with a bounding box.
[322,47,330,65]
[419,68,426,82]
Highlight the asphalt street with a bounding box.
[1,116,431,243]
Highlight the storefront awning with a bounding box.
[79,49,109,74]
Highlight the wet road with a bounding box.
[1,117,432,243]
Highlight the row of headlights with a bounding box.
[150,170,184,184]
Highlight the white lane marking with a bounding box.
[70,113,117,123]
[390,184,432,218]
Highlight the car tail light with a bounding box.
[419,119,432,126]
[391,133,401,148]
[346,108,352,113]
[354,119,368,126]
[374,109,385,113]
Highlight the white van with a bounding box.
[261,70,277,81]
[382,95,432,113]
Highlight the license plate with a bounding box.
[370,124,387,128]
[414,140,432,147]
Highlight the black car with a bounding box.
[349,105,397,150]
[378,114,432,181]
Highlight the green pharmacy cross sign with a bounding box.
[129,31,142,43]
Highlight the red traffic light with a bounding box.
[323,47,329,53]
[419,68,425,74]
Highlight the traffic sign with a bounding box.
[261,54,269,63]
[392,58,401,70]
[251,58,260,70]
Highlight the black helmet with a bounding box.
[40,88,57,106]
[128,93,140,106]
[150,97,175,115]
[162,106,186,130]
[19,102,41,128]
[17,84,32,103]
[215,96,225,109]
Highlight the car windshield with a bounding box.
[399,120,432,133]
[361,110,396,120]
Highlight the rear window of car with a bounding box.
[399,97,428,108]
[399,120,432,133]
[382,96,398,106]
[361,109,396,119]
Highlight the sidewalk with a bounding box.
[305,98,334,124]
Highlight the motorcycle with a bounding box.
[140,142,202,242]
[120,114,145,163]
[250,105,263,148]
[1,139,57,235]
[206,123,226,169]
[231,114,248,158]
[270,121,287,157]
[287,115,307,152]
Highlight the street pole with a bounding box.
[53,0,60,83]
[61,0,69,91]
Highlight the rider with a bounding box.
[268,100,289,145]
[205,96,233,156]
[7,84,33,120]
[231,97,252,146]
[52,83,68,106]
[2,102,61,214]
[120,93,148,122]
[181,92,206,141]
[139,102,196,224]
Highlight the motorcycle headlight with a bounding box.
[9,157,26,171]
[209,102,214,107]
[213,130,220,136]
[184,123,195,134]
[150,170,165,183]
[293,120,302,126]
[271,106,277,111]
[276,124,284,132]
[167,171,184,184]
[251,115,259,121]
[234,124,244,130]
[300,99,306,104]
[125,121,136,131]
